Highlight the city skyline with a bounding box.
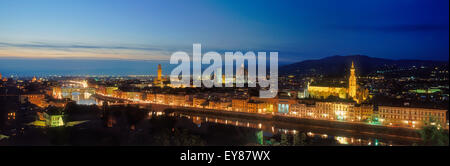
[1,0,449,159]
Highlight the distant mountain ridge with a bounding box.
[280,55,448,77]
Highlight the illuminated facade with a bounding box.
[31,76,37,82]
[156,93,168,104]
[153,64,166,87]
[209,100,231,110]
[348,62,357,98]
[247,101,268,113]
[231,99,248,112]
[193,97,207,108]
[307,85,348,99]
[290,102,373,122]
[145,93,156,102]
[243,97,291,114]
[378,106,447,128]
[307,61,368,103]
[20,94,48,108]
[44,113,64,127]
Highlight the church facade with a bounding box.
[307,62,368,103]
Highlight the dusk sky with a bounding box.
[0,0,448,76]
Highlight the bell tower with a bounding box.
[348,61,357,99]
[157,64,162,82]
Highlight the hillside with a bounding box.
[280,55,447,77]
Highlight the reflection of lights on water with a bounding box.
[336,136,348,144]
[157,112,394,146]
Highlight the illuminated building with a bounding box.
[307,61,368,103]
[193,97,207,108]
[232,99,248,112]
[31,76,37,82]
[277,98,295,114]
[32,107,65,127]
[20,94,48,108]
[123,91,142,101]
[112,90,122,98]
[209,100,231,110]
[7,112,15,120]
[308,83,348,99]
[290,103,315,117]
[171,95,188,106]
[290,102,373,122]
[158,64,162,81]
[51,86,62,99]
[0,72,8,82]
[348,62,357,98]
[231,97,281,114]
[153,64,166,87]
[378,106,447,128]
[45,114,65,127]
[247,101,269,113]
[156,94,168,104]
[105,87,118,96]
[145,93,156,103]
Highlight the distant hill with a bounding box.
[280,55,448,77]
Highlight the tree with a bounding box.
[418,125,449,146]
[293,133,307,146]
[280,133,289,146]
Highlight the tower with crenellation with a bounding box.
[157,64,162,82]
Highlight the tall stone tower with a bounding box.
[348,61,357,99]
[157,64,162,82]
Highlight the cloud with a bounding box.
[0,41,173,60]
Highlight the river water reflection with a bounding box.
[148,111,419,146]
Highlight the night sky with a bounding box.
[0,0,448,76]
